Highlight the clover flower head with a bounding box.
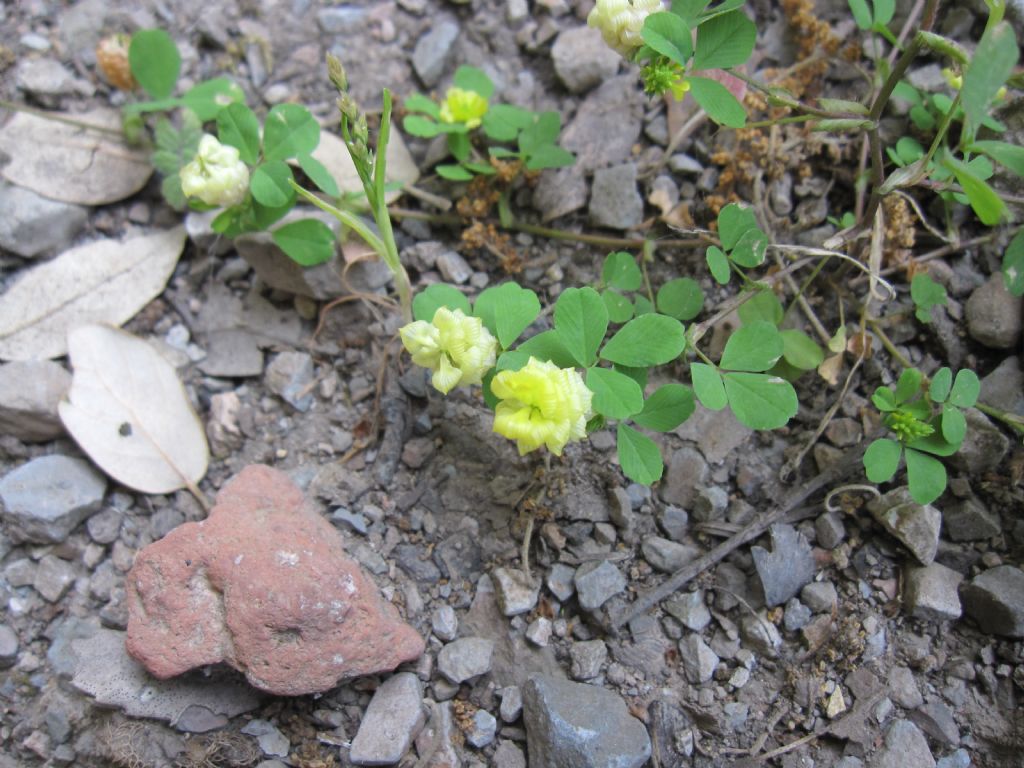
[179,134,250,208]
[400,307,497,394]
[887,408,935,443]
[491,357,593,456]
[588,0,664,59]
[642,59,690,100]
[439,87,489,129]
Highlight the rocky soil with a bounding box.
[1,1,1023,767]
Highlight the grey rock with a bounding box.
[589,164,644,230]
[198,330,264,378]
[800,581,838,613]
[950,408,1009,473]
[33,554,76,602]
[86,507,122,544]
[569,640,607,680]
[413,701,459,766]
[608,487,635,530]
[330,507,369,535]
[526,617,553,646]
[5,557,36,586]
[532,166,588,221]
[0,455,106,544]
[493,567,540,616]
[546,563,576,602]
[783,599,812,631]
[869,720,935,768]
[936,749,970,768]
[815,511,846,549]
[692,485,729,522]
[959,565,1024,637]
[723,701,749,731]
[349,673,426,765]
[909,701,959,747]
[907,64,948,92]
[264,351,315,411]
[740,613,782,656]
[412,20,459,86]
[675,406,754,464]
[868,488,941,565]
[0,360,70,441]
[241,720,290,758]
[656,505,689,542]
[668,153,703,174]
[394,543,441,581]
[16,58,88,100]
[431,605,458,642]
[500,685,523,722]
[904,563,963,621]
[562,76,644,172]
[641,536,701,573]
[678,635,718,684]
[437,637,494,683]
[316,6,366,32]
[0,623,19,668]
[551,26,619,94]
[436,249,472,284]
[659,447,709,509]
[664,590,711,631]
[467,709,497,748]
[0,182,87,259]
[965,275,1021,348]
[751,523,816,606]
[574,560,626,611]
[523,674,651,768]
[888,666,924,709]
[979,355,1024,416]
[235,222,350,300]
[493,741,527,768]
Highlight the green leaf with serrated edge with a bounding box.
[554,287,608,367]
[962,22,1018,132]
[453,65,494,99]
[263,104,320,162]
[181,78,244,121]
[617,424,664,485]
[691,363,727,410]
[948,369,979,408]
[893,368,923,404]
[730,227,768,268]
[641,12,693,66]
[272,218,336,267]
[657,278,704,321]
[971,140,1024,177]
[718,203,758,250]
[1003,229,1024,296]
[905,447,946,505]
[864,438,902,482]
[404,93,441,118]
[693,10,756,70]
[723,372,798,430]
[848,0,871,29]
[600,314,686,367]
[941,406,967,446]
[403,115,442,138]
[706,246,731,284]
[634,384,696,431]
[689,76,746,128]
[872,386,897,412]
[298,153,340,197]
[780,330,824,370]
[525,144,575,170]
[603,251,643,291]
[603,289,635,323]
[481,104,534,142]
[720,321,783,372]
[250,161,295,207]
[412,284,471,322]
[473,282,541,348]
[615,365,648,391]
[129,29,180,100]
[929,367,952,403]
[738,290,783,326]
[519,112,562,155]
[634,295,654,315]
[437,164,474,181]
[217,103,260,164]
[517,330,577,369]
[587,367,644,419]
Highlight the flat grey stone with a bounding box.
[499,685,523,723]
[492,567,540,616]
[965,275,1021,349]
[0,360,70,442]
[0,455,106,544]
[950,408,1009,474]
[783,599,812,631]
[815,511,846,549]
[692,485,729,522]
[431,605,458,642]
[0,181,87,258]
[264,351,315,412]
[589,163,644,230]
[316,6,366,32]
[904,563,962,621]
[678,635,718,684]
[674,406,753,464]
[959,565,1024,637]
[546,563,575,602]
[936,749,970,768]
[411,20,459,86]
[641,535,701,573]
[868,488,941,565]
[86,507,122,544]
[740,613,781,656]
[523,674,651,768]
[751,523,816,607]
[466,709,497,748]
[659,447,708,509]
[532,165,588,221]
[800,581,838,613]
[435,250,472,285]
[437,637,494,684]
[33,554,76,602]
[493,740,527,768]
[569,640,607,681]
[574,560,626,611]
[551,26,619,94]
[870,720,935,768]
[241,720,291,758]
[198,330,264,378]
[909,700,959,747]
[656,505,689,541]
[664,590,711,631]
[0,623,19,668]
[888,666,924,709]
[349,673,426,766]
[526,617,552,647]
[562,76,644,172]
[979,355,1024,416]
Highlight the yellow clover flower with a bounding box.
[492,357,593,456]
[439,87,489,129]
[588,0,664,59]
[180,134,250,207]
[400,307,497,394]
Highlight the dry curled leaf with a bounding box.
[0,227,186,361]
[59,324,209,495]
[0,107,152,204]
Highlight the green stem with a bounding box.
[976,402,1024,436]
[290,181,388,257]
[371,90,412,323]
[867,318,912,368]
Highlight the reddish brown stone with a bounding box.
[126,465,424,695]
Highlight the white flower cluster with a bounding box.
[587,0,664,58]
[180,134,250,207]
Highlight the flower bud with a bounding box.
[399,307,497,394]
[588,0,664,59]
[179,134,250,208]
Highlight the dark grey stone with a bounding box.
[0,455,106,544]
[656,505,689,542]
[574,560,626,611]
[783,598,812,631]
[264,351,315,412]
[546,563,576,602]
[0,623,19,668]
[869,720,935,768]
[641,536,701,573]
[909,700,959,747]
[903,563,963,621]
[815,511,846,549]
[959,565,1024,637]
[678,635,718,684]
[965,275,1021,349]
[751,523,816,607]
[868,488,941,565]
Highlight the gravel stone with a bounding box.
[869,720,935,768]
[751,523,816,606]
[664,590,711,631]
[678,635,718,684]
[965,275,1021,348]
[532,166,588,221]
[959,565,1024,637]
[641,535,701,573]
[436,250,472,284]
[561,76,644,172]
[659,447,709,509]
[904,563,963,621]
[815,511,846,549]
[499,685,523,723]
[569,640,607,680]
[868,488,941,565]
[349,673,426,766]
[0,360,70,442]
[466,709,497,748]
[741,614,782,656]
[574,560,626,611]
[800,581,838,613]
[951,408,1009,473]
[910,701,960,747]
[608,487,635,530]
[784,599,812,631]
[85,507,122,544]
[492,567,540,616]
[493,740,527,768]
[589,163,644,230]
[551,26,619,94]
[431,605,458,642]
[526,617,552,646]
[656,505,689,541]
[437,637,494,684]
[888,666,924,709]
[936,749,970,768]
[979,355,1024,416]
[264,351,315,412]
[546,563,575,602]
[0,456,106,544]
[692,486,729,522]
[411,19,459,86]
[0,624,19,668]
[241,720,290,758]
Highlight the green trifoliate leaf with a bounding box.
[481,104,534,142]
[864,438,902,482]
[929,367,953,403]
[616,424,664,485]
[633,384,696,432]
[905,447,947,505]
[948,369,979,408]
[272,219,336,267]
[706,245,731,284]
[403,115,442,138]
[691,363,727,411]
[737,290,783,326]
[404,93,441,118]
[181,78,245,121]
[554,287,608,368]
[940,406,967,446]
[723,372,798,430]
[1003,229,1024,296]
[412,284,471,322]
[602,289,635,323]
[780,330,824,370]
[599,314,686,367]
[717,203,759,250]
[524,145,575,170]
[587,367,645,420]
[689,76,746,128]
[602,251,643,292]
[893,368,923,404]
[642,12,693,65]
[516,330,577,369]
[297,153,340,197]
[453,65,494,98]
[250,161,294,207]
[657,278,704,321]
[910,273,947,324]
[473,282,541,348]
[217,103,261,164]
[720,321,783,372]
[693,10,756,70]
[263,104,320,162]
[872,386,897,412]
[129,29,180,100]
